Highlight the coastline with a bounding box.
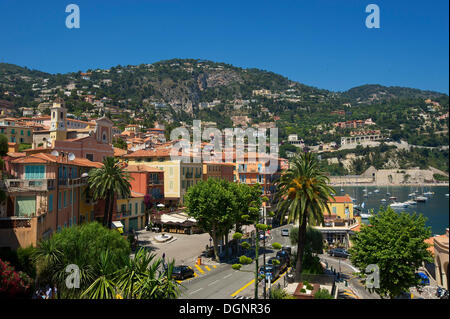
[329,183,449,187]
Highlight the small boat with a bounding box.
[386,192,391,196]
[414,196,427,203]
[389,196,397,200]
[423,191,434,196]
[408,192,416,197]
[404,200,417,206]
[340,188,344,192]
[390,202,408,209]
[445,194,449,198]
[368,191,373,195]
[381,199,387,202]
[374,189,379,193]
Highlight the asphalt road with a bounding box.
[179,224,294,299]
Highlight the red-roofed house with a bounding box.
[0,152,102,249]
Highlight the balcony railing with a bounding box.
[185,172,193,178]
[58,177,88,187]
[149,179,162,185]
[0,217,32,229]
[5,179,56,192]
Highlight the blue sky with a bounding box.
[0,0,448,93]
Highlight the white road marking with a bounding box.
[208,280,219,286]
[189,288,203,295]
[224,274,232,279]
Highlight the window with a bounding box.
[63,191,67,207]
[332,206,337,214]
[86,154,94,161]
[20,130,24,135]
[135,203,138,215]
[49,194,53,212]
[58,191,62,210]
[25,165,45,179]
[121,204,126,213]
[169,181,174,190]
[129,203,132,213]
[27,130,31,136]
[69,190,72,204]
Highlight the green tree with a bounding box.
[0,134,8,156]
[88,157,132,229]
[33,222,130,298]
[276,152,334,280]
[349,207,433,298]
[185,179,237,260]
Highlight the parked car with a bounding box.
[416,272,430,285]
[328,248,350,258]
[276,250,291,265]
[281,246,292,255]
[259,264,281,281]
[281,228,289,237]
[172,265,194,280]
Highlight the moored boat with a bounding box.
[414,196,427,202]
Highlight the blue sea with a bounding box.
[338,186,449,235]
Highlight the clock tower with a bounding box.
[49,98,67,144]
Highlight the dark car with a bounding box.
[259,264,281,282]
[328,248,350,258]
[276,250,291,265]
[172,265,194,280]
[281,246,292,255]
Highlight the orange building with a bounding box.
[0,152,102,249]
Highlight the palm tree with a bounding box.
[276,152,335,281]
[113,248,179,299]
[88,157,132,229]
[81,251,118,299]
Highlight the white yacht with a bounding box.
[390,202,409,209]
[414,196,428,203]
[381,198,387,202]
[404,200,417,206]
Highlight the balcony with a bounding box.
[0,217,32,229]
[58,177,88,187]
[185,172,193,178]
[321,218,358,228]
[194,173,202,178]
[149,179,162,185]
[5,179,56,192]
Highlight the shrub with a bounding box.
[256,224,268,231]
[0,259,33,298]
[232,264,242,270]
[314,288,333,299]
[239,256,253,265]
[241,242,251,250]
[272,242,282,250]
[233,232,243,240]
[270,287,294,299]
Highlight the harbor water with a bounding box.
[338,185,449,235]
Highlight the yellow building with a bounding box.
[0,124,33,144]
[123,148,203,205]
[326,195,354,219]
[116,192,146,233]
[312,194,360,248]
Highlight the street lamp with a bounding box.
[209,237,212,249]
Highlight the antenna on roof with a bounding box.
[68,153,75,161]
[51,150,59,157]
